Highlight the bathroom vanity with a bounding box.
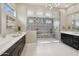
[61,31,79,50]
[0,32,26,56]
[0,4,26,56]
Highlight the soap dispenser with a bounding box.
[18,26,21,34]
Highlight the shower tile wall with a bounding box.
[27,17,53,38]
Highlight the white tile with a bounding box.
[21,38,78,56]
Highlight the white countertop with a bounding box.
[61,31,79,36]
[0,32,26,55]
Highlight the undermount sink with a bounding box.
[11,32,22,37]
[72,32,79,34]
[71,32,79,35]
[12,35,20,37]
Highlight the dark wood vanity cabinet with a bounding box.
[1,35,26,56]
[61,33,79,50]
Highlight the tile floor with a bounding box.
[21,38,79,56]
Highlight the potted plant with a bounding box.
[50,28,53,33]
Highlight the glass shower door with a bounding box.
[52,11,60,42]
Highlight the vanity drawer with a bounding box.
[61,33,79,50]
[1,35,26,56]
[73,36,79,39]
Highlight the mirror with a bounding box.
[71,12,79,31]
[72,19,79,31]
[68,12,79,31]
[6,16,17,34]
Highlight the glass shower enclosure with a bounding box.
[26,10,60,42]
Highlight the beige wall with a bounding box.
[16,4,27,31]
[60,9,68,31]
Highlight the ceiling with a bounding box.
[17,3,76,12]
[26,3,75,9]
[51,3,75,9]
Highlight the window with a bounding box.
[28,19,34,24]
[27,10,34,16]
[45,12,52,17]
[36,11,43,17]
[3,3,16,16]
[46,20,52,24]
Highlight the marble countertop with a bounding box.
[0,32,26,55]
[61,31,79,36]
